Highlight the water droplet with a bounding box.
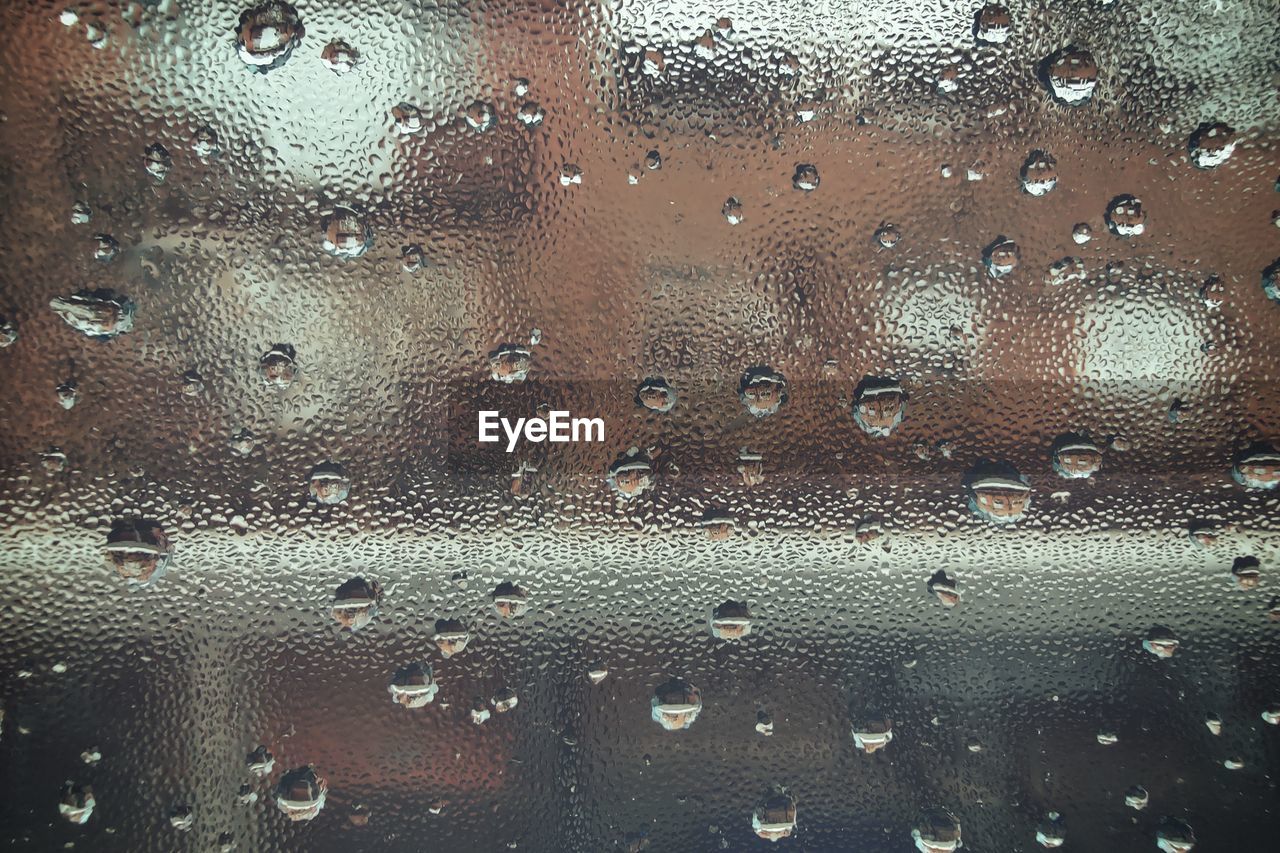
[397,243,424,273]
[92,233,119,263]
[607,448,654,499]
[973,4,1012,45]
[255,344,300,393]
[275,766,326,822]
[694,29,717,60]
[852,376,906,436]
[635,377,677,413]
[308,462,351,505]
[739,366,788,417]
[1204,712,1223,735]
[516,101,544,127]
[1261,705,1280,725]
[710,600,752,640]
[1143,625,1179,659]
[1188,122,1235,169]
[1096,730,1118,746]
[856,516,885,546]
[1262,259,1280,304]
[983,236,1020,277]
[852,713,893,754]
[464,100,495,132]
[488,343,531,383]
[105,519,171,587]
[70,200,91,224]
[1106,194,1146,236]
[80,748,101,765]
[392,102,425,136]
[774,52,801,77]
[56,379,78,410]
[320,39,359,74]
[1020,150,1058,196]
[512,78,530,97]
[181,369,204,396]
[40,447,67,473]
[644,149,662,170]
[492,581,529,618]
[1035,813,1066,848]
[320,206,372,258]
[722,196,744,225]
[936,65,961,94]
[651,678,702,731]
[50,289,135,339]
[348,804,371,826]
[246,745,275,776]
[469,698,491,725]
[1072,222,1092,244]
[1046,256,1086,286]
[1125,785,1149,810]
[1231,556,1261,590]
[755,709,774,736]
[389,662,438,708]
[792,164,820,191]
[1233,443,1280,489]
[192,125,220,159]
[169,805,194,831]
[928,570,961,608]
[737,448,765,487]
[331,577,382,631]
[875,223,901,248]
[1052,434,1101,478]
[559,163,583,186]
[235,1,304,73]
[1041,46,1099,105]
[143,143,171,182]
[752,790,797,842]
[642,48,666,76]
[965,461,1031,523]
[491,687,519,713]
[432,619,470,657]
[1155,817,1196,853]
[700,508,735,541]
[229,428,257,457]
[58,782,95,825]
[912,808,962,853]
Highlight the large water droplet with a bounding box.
[331,577,382,631]
[651,678,702,731]
[275,766,326,822]
[236,2,304,73]
[50,289,135,339]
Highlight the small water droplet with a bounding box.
[143,143,171,182]
[320,39,359,74]
[792,163,820,191]
[973,4,1012,44]
[258,343,297,389]
[722,196,744,225]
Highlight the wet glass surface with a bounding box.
[1,0,1280,849]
